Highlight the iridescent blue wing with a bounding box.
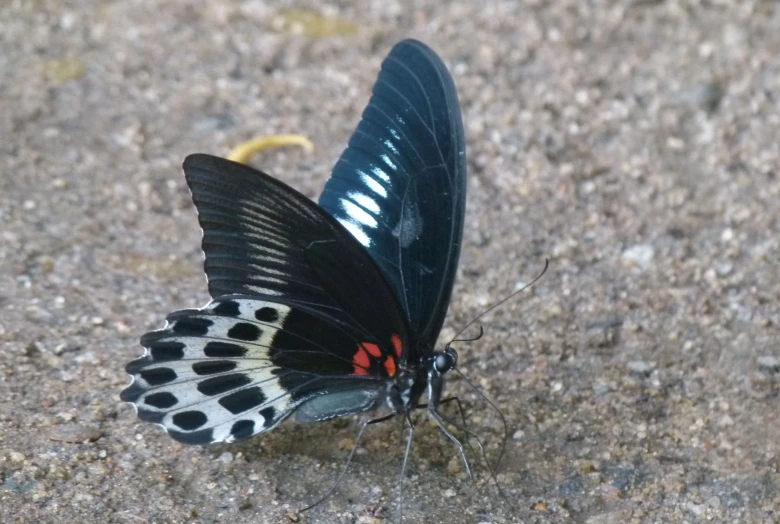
[318,39,466,359]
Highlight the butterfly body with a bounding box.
[122,39,467,449]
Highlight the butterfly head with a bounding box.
[433,346,458,374]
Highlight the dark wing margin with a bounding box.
[318,39,467,357]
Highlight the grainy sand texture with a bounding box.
[2,1,780,523]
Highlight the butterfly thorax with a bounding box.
[387,347,458,415]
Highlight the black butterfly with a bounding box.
[121,39,468,457]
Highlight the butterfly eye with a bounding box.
[434,348,458,373]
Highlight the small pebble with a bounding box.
[627,360,655,377]
[25,341,44,357]
[49,424,102,443]
[681,82,723,113]
[757,356,780,373]
[715,262,733,277]
[621,244,655,269]
[26,305,55,324]
[686,500,706,516]
[216,452,233,463]
[338,438,355,451]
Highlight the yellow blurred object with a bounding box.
[227,135,314,165]
[269,9,359,38]
[43,58,86,84]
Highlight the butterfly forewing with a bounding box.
[319,39,467,357]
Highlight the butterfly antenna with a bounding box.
[448,258,549,345]
[451,325,484,344]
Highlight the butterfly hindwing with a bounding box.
[318,39,467,357]
[122,295,400,444]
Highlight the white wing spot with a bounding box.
[246,286,283,296]
[380,153,397,170]
[360,173,387,198]
[348,192,380,214]
[342,200,377,228]
[371,166,391,183]
[338,218,371,247]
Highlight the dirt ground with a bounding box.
[2,1,780,523]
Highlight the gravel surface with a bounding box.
[2,1,780,523]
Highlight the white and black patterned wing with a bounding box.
[121,296,396,444]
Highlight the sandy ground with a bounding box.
[2,1,780,523]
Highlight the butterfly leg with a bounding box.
[418,396,477,454]
[300,412,396,513]
[377,414,409,465]
[427,408,473,480]
[396,411,415,523]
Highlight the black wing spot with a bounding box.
[219,387,267,415]
[212,300,241,316]
[255,307,279,323]
[230,419,255,440]
[259,406,276,428]
[197,374,252,396]
[139,367,177,386]
[172,317,213,336]
[172,410,208,430]
[144,392,178,408]
[227,322,262,341]
[148,341,185,361]
[193,360,237,375]
[204,341,248,358]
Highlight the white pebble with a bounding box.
[621,244,655,269]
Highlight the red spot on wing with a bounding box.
[352,341,399,377]
[361,342,382,358]
[384,357,397,376]
[352,346,370,375]
[391,334,403,359]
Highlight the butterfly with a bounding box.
[121,39,467,457]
